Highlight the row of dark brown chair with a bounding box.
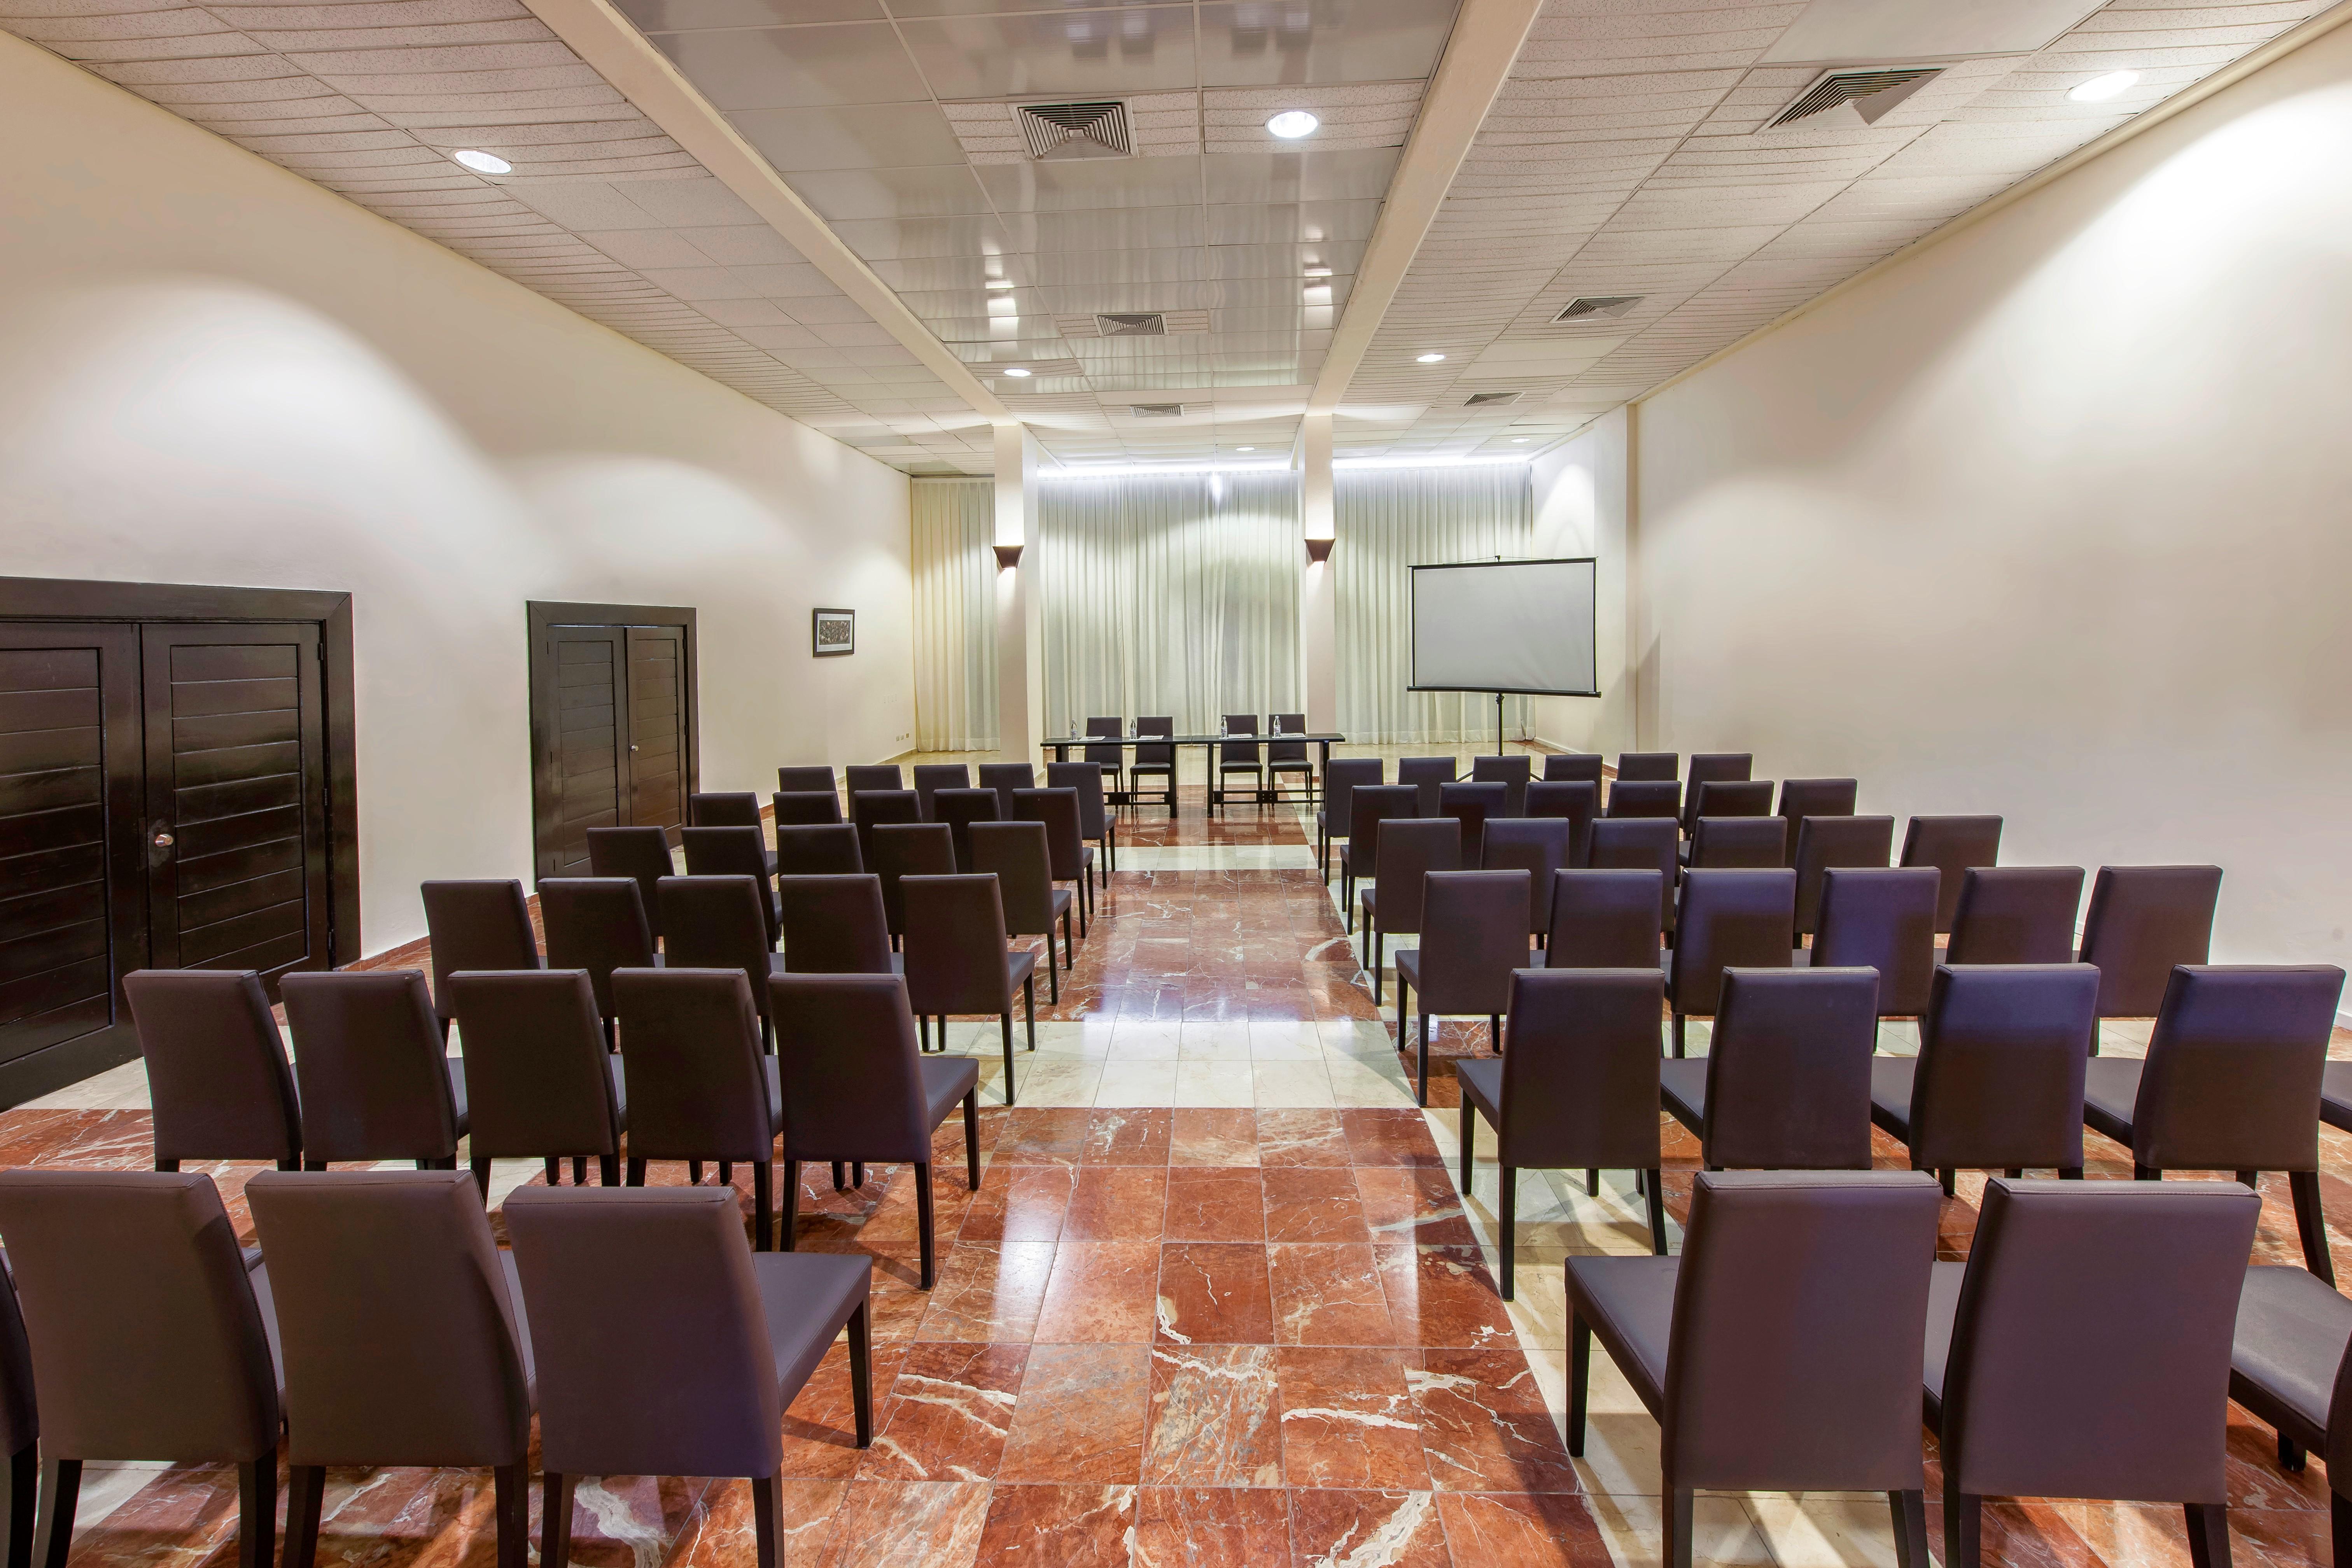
[1208,713,1316,814]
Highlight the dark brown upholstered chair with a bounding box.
[2230,1262,2352,1503]
[932,788,999,873]
[1015,787,1095,929]
[1686,751,1752,788]
[612,967,784,1246]
[1793,814,1894,936]
[970,821,1073,1001]
[1807,867,1939,1015]
[871,824,954,947]
[1267,713,1314,802]
[776,875,897,977]
[771,973,980,1288]
[448,970,626,1194]
[2077,865,2224,1018]
[1664,868,1796,1057]
[1544,752,1605,784]
[1686,816,1787,869]
[504,1187,873,1568]
[1130,717,1177,814]
[1481,818,1570,941]
[1212,715,1263,814]
[683,827,782,951]
[1944,866,2085,965]
[280,971,466,1169]
[1458,968,1668,1294]
[849,788,920,869]
[1589,817,1680,936]
[1082,717,1126,801]
[1901,815,2002,933]
[690,793,775,876]
[422,879,540,1035]
[1567,1170,1941,1568]
[1525,779,1600,866]
[2081,964,2345,1280]
[124,969,302,1172]
[1659,967,1879,1169]
[901,874,1037,1102]
[1615,751,1678,782]
[1470,754,1533,816]
[539,877,657,1050]
[588,826,675,942]
[2326,1064,2352,1135]
[1925,1178,2258,1568]
[1776,777,1859,865]
[1870,964,2096,1194]
[1359,816,1462,1006]
[1439,779,1508,863]
[771,789,842,828]
[777,765,837,796]
[911,763,971,821]
[1339,784,1420,931]
[0,1237,33,1568]
[0,1172,279,1568]
[844,764,903,794]
[1397,755,1457,817]
[775,823,862,878]
[1045,761,1117,882]
[1608,777,1681,822]
[1394,869,1531,1106]
[1545,869,1665,968]
[658,875,784,1046]
[243,1169,534,1568]
[1682,778,1774,838]
[1316,758,1385,881]
[977,762,1034,820]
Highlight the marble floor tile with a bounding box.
[1143,1342,1284,1487]
[1252,1062,1337,1108]
[1286,1487,1451,1567]
[1276,1348,1429,1489]
[1164,1166,1266,1243]
[1173,1059,1258,1108]
[1132,1485,1293,1568]
[1155,1242,1277,1347]
[1096,1059,1181,1108]
[971,1483,1136,1566]
[860,1343,1026,1483]
[996,1344,1152,1483]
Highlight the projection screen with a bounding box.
[1409,557,1599,696]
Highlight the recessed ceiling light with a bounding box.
[1302,266,1333,278]
[984,279,1015,290]
[1511,438,1530,443]
[1002,367,1032,378]
[1416,352,1446,363]
[1236,446,1255,452]
[452,149,511,174]
[1265,110,1320,139]
[2068,69,2140,102]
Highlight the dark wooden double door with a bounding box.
[0,620,334,1085]
[530,607,696,882]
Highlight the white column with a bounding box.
[992,422,1045,766]
[1297,412,1338,732]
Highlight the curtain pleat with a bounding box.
[910,478,998,751]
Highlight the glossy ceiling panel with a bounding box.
[730,101,968,169]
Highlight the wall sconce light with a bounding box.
[993,543,1025,569]
[1304,537,1335,563]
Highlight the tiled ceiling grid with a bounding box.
[622,0,1463,468]
[0,0,997,475]
[1347,0,2341,460]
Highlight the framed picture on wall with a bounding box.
[812,608,855,656]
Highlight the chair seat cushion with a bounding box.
[2081,1057,2143,1149]
[921,1056,981,1130]
[1563,1255,1679,1418]
[752,1252,872,1404]
[1008,949,1038,989]
[447,1060,469,1135]
[1050,889,1074,919]
[2231,1264,2352,1449]
[1869,1057,1916,1139]
[1394,948,1420,989]
[1658,1059,1707,1136]
[609,1056,628,1125]
[1454,1058,1503,1129]
[763,1057,783,1127]
[1359,885,1376,918]
[1922,1259,1965,1419]
[2324,1062,2352,1134]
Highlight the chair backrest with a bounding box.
[1524,779,1600,866]
[538,878,655,1022]
[280,970,461,1163]
[657,875,777,1014]
[1396,756,1457,816]
[1812,866,1939,1015]
[1545,869,1664,967]
[1469,754,1532,815]
[1900,815,2002,933]
[1701,968,1880,1169]
[844,764,903,794]
[1689,817,1788,869]
[1792,814,1895,935]
[777,766,837,796]
[124,968,301,1166]
[910,764,971,821]
[1368,817,1463,934]
[977,762,1034,819]
[1687,752,1752,788]
[1134,716,1174,767]
[503,1186,784,1481]
[1664,1170,1939,1494]
[612,967,776,1159]
[1945,866,2085,966]
[1906,964,2097,1176]
[1043,761,1110,839]
[681,830,778,947]
[775,822,863,877]
[1616,751,1678,782]
[1685,778,1774,835]
[1014,788,1087,881]
[422,879,540,1022]
[1480,817,1571,934]
[1268,713,1309,764]
[848,789,920,868]
[1606,778,1681,821]
[689,791,761,830]
[587,826,674,938]
[900,875,1016,1016]
[1082,718,1125,772]
[1438,780,1508,861]
[1587,817,1680,931]
[244,1169,532,1468]
[1218,714,1261,768]
[1344,786,1421,877]
[2078,865,2225,1017]
[0,1170,278,1462]
[870,823,956,938]
[770,972,930,1164]
[1411,870,1532,1015]
[448,969,623,1159]
[1669,868,1796,1015]
[1496,967,1664,1169]
[774,786,849,827]
[934,788,1001,873]
[1937,1177,2256,1504]
[1321,758,1385,832]
[969,821,1057,936]
[1776,777,1859,862]
[2130,964,2345,1172]
[1544,752,1604,784]
[777,875,895,974]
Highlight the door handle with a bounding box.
[152,831,174,848]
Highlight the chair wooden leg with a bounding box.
[1645,1167,1668,1254]
[1458,1101,1474,1188]
[2005,1167,2024,1180]
[1372,928,1385,1004]
[1666,1488,1695,1568]
[964,1092,982,1190]
[832,1161,846,1192]
[1940,1169,1956,1198]
[2291,1170,2334,1283]
[1046,936,1060,1004]
[542,1472,575,1568]
[719,1161,734,1187]
[1567,1313,1591,1456]
[156,1158,179,1172]
[2184,1503,2231,1568]
[1023,976,1036,1050]
[853,1162,865,1188]
[781,1160,799,1250]
[1,1443,33,1568]
[471,1158,493,1200]
[917,1161,937,1290]
[600,1154,620,1186]
[1585,1169,1599,1196]
[2060,1165,2084,1180]
[1489,1013,1502,1054]
[236,1459,276,1568]
[1499,1165,1516,1300]
[1345,875,1356,931]
[33,1458,78,1568]
[1416,1013,1431,1109]
[544,1157,561,1186]
[1672,1013,1686,1058]
[998,1012,1017,1107]
[283,1466,325,1568]
[847,1302,874,1446]
[1944,1480,1981,1568]
[689,1159,704,1185]
[2333,1492,2352,1568]
[2279,1432,2306,1472]
[2135,1163,2162,1181]
[754,1160,773,1252]
[750,1477,783,1568]
[919,1014,930,1053]
[626,1156,646,1186]
[1889,1491,1930,1568]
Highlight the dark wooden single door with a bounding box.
[626,625,688,835]
[528,604,697,883]
[547,626,626,879]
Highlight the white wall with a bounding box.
[1634,21,2352,974]
[0,32,914,957]
[1526,408,1634,759]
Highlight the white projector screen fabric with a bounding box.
[1409,557,1599,696]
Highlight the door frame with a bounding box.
[525,600,699,883]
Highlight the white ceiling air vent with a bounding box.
[1555,296,1642,323]
[1054,310,1211,338]
[1018,101,1132,160]
[1769,67,1942,128]
[1463,391,1521,407]
[1129,403,1186,418]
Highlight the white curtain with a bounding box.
[910,478,998,751]
[1038,472,1302,738]
[1335,465,1536,745]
